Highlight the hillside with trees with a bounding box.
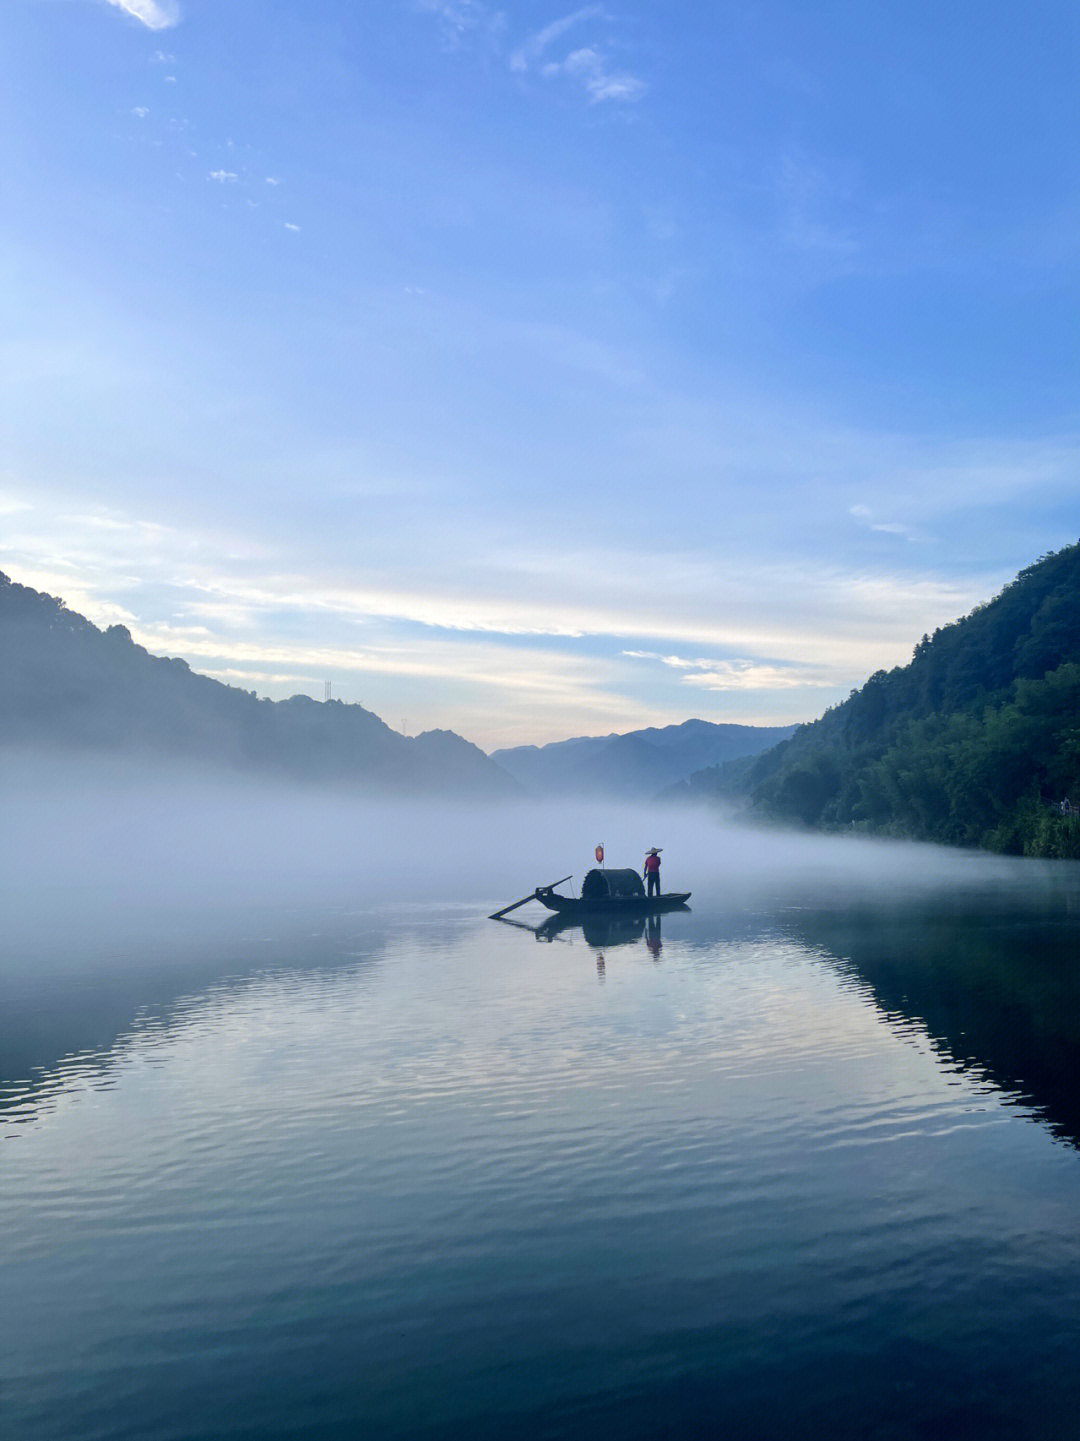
[677,542,1080,857]
[0,572,517,797]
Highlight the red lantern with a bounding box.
[595,843,604,863]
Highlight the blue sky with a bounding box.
[3,0,1079,747]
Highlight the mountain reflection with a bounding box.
[786,897,1080,1149]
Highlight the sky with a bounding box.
[3,0,1079,749]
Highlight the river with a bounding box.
[4,803,1080,1439]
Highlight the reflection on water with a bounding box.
[5,875,1080,1439]
[786,898,1080,1149]
[0,908,407,1126]
[523,906,687,951]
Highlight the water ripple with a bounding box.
[5,909,1080,1439]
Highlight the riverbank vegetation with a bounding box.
[682,542,1080,857]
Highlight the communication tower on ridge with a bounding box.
[324,680,332,702]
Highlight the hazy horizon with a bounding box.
[5,748,1060,924]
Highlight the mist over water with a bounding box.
[4,747,1063,936]
[6,749,1080,1440]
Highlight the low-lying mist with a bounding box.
[5,748,1074,966]
[6,747,1080,1133]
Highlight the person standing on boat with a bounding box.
[643,848,662,898]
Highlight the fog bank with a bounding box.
[5,750,1074,967]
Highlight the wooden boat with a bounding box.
[535,886,691,917]
[490,867,690,922]
[538,867,689,916]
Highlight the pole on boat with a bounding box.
[489,875,573,921]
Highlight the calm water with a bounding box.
[5,842,1080,1439]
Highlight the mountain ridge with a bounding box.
[0,572,517,797]
[493,717,797,799]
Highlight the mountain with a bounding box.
[0,572,518,797]
[677,541,1080,857]
[492,717,796,799]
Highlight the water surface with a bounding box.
[5,829,1080,1439]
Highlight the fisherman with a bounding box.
[643,847,662,898]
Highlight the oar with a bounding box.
[489,875,572,920]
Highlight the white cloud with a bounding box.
[563,46,599,73]
[151,49,175,62]
[284,223,301,232]
[510,6,602,71]
[871,521,915,536]
[848,503,927,542]
[103,0,181,31]
[418,0,486,31]
[265,176,282,186]
[581,66,646,103]
[509,8,645,102]
[2,471,1019,744]
[131,106,149,118]
[624,651,838,692]
[208,170,239,183]
[415,0,503,49]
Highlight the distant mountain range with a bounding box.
[492,718,796,800]
[676,540,1080,857]
[0,571,796,799]
[0,572,516,797]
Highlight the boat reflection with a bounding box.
[526,905,689,950]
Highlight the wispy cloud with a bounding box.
[5,485,991,658]
[417,0,486,31]
[509,6,603,71]
[415,0,504,49]
[624,651,838,692]
[103,0,181,31]
[848,504,928,542]
[208,170,239,183]
[414,1,644,103]
[511,8,646,102]
[567,48,646,102]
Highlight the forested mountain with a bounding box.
[493,718,795,799]
[0,573,517,797]
[677,543,1080,857]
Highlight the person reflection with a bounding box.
[596,951,605,981]
[645,915,662,960]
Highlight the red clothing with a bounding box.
[644,854,661,873]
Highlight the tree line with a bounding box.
[683,541,1080,857]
